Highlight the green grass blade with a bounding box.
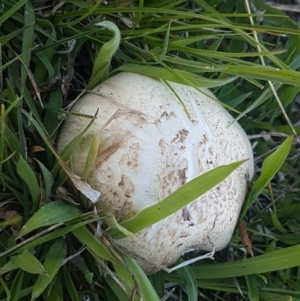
[0,261,18,276]
[72,226,116,262]
[41,271,64,301]
[0,0,27,26]
[33,19,56,84]
[18,199,82,238]
[63,0,103,27]
[245,275,259,301]
[9,218,97,256]
[81,134,99,181]
[21,1,35,92]
[104,212,134,237]
[191,244,300,279]
[10,250,47,275]
[251,136,293,201]
[148,271,165,298]
[240,136,293,219]
[16,155,40,213]
[105,275,130,301]
[175,261,198,301]
[122,253,160,301]
[10,270,24,301]
[31,237,66,300]
[112,258,134,288]
[0,105,5,173]
[109,160,245,239]
[88,21,121,89]
[116,64,237,88]
[43,84,62,140]
[63,266,79,301]
[0,276,11,301]
[35,160,54,203]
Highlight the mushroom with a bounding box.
[57,72,254,274]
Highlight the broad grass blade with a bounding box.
[105,275,130,301]
[18,200,82,238]
[0,261,18,276]
[88,21,121,89]
[31,237,66,300]
[175,262,198,301]
[112,258,134,288]
[72,226,115,262]
[240,136,294,218]
[245,275,259,301]
[11,218,98,256]
[122,253,160,301]
[109,160,245,239]
[10,250,47,275]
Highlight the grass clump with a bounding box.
[0,0,300,300]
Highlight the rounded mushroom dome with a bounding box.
[57,72,254,274]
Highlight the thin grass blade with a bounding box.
[116,64,237,88]
[16,155,40,213]
[63,266,79,301]
[21,1,35,92]
[109,160,245,239]
[191,244,300,279]
[0,0,27,26]
[35,160,54,203]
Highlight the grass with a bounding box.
[0,0,300,300]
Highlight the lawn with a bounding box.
[1,0,300,300]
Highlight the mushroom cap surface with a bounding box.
[57,72,254,274]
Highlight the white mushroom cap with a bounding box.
[57,72,254,274]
